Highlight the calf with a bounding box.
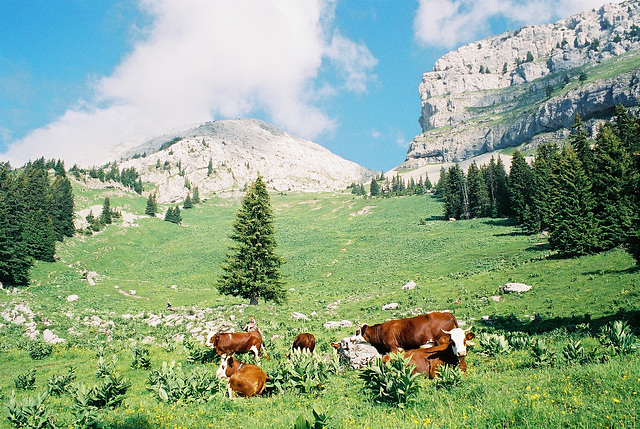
[216,354,267,398]
[292,333,316,353]
[206,330,268,362]
[381,342,468,379]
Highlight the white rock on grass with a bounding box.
[501,283,532,293]
[291,312,309,320]
[382,303,398,311]
[402,281,416,290]
[323,320,353,329]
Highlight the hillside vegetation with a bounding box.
[1,187,638,428]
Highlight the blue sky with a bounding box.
[0,0,620,171]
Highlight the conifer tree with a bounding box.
[569,113,594,173]
[100,197,113,225]
[443,164,467,219]
[164,206,174,223]
[21,163,56,262]
[590,124,634,251]
[145,194,158,217]
[525,142,558,233]
[51,176,75,240]
[370,178,380,196]
[548,147,599,256]
[217,174,285,305]
[508,150,533,225]
[192,186,200,204]
[183,194,193,209]
[0,176,32,286]
[467,161,490,218]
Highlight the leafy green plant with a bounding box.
[46,367,76,396]
[359,352,421,407]
[146,361,221,403]
[563,339,587,363]
[600,320,637,355]
[293,407,333,429]
[479,333,511,356]
[434,365,465,390]
[71,383,99,429]
[508,334,530,350]
[74,373,130,410]
[14,369,37,390]
[531,338,556,368]
[95,355,118,378]
[184,340,218,364]
[27,341,52,360]
[6,391,57,429]
[130,345,151,370]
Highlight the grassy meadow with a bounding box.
[1,184,639,428]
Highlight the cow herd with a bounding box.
[205,312,474,398]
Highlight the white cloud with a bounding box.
[414,0,624,49]
[2,0,376,166]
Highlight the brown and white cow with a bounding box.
[206,330,269,362]
[216,354,267,398]
[356,312,460,355]
[381,340,470,379]
[292,333,316,353]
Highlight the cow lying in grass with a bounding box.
[216,354,267,398]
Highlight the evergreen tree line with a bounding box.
[144,187,200,224]
[0,159,75,286]
[83,197,121,233]
[437,106,640,264]
[71,163,143,194]
[350,173,432,197]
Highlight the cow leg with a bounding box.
[227,384,234,399]
[420,341,436,349]
[250,345,260,364]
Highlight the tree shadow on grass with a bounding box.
[485,309,640,336]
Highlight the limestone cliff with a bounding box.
[404,0,640,167]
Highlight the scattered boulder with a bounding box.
[332,336,380,369]
[66,295,79,302]
[323,320,353,329]
[291,312,309,321]
[43,329,66,344]
[382,303,398,311]
[402,281,416,290]
[501,283,532,293]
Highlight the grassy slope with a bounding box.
[1,186,638,428]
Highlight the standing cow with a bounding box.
[356,312,461,354]
[292,333,316,353]
[206,330,269,362]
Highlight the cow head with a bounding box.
[216,354,236,379]
[355,325,368,343]
[205,332,219,348]
[441,327,474,357]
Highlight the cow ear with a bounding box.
[466,332,476,340]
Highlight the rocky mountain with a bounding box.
[112,119,375,203]
[402,0,640,167]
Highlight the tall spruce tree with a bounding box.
[51,176,75,240]
[525,142,558,233]
[548,147,599,256]
[100,197,113,225]
[369,178,380,196]
[508,150,533,225]
[217,174,285,305]
[467,161,490,218]
[443,164,467,219]
[590,124,634,251]
[0,173,32,286]
[145,194,158,217]
[21,163,56,262]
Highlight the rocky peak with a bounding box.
[404,0,640,166]
[112,119,375,203]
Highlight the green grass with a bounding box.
[1,188,638,428]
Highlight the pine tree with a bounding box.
[508,150,533,225]
[100,197,113,225]
[525,142,558,233]
[467,161,490,218]
[183,194,193,209]
[145,194,158,217]
[569,113,594,174]
[483,156,509,217]
[443,164,467,219]
[217,174,285,305]
[590,124,634,251]
[0,175,32,286]
[548,147,599,256]
[192,187,200,204]
[51,176,75,240]
[21,164,56,262]
[434,167,447,197]
[370,178,380,196]
[164,206,175,223]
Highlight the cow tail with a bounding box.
[261,344,270,360]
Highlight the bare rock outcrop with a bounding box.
[404,0,640,166]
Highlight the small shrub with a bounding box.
[147,361,221,403]
[531,338,556,368]
[435,365,465,390]
[28,341,53,360]
[6,391,57,429]
[14,369,37,390]
[479,333,511,356]
[184,340,218,364]
[293,407,333,429]
[508,335,530,350]
[96,355,118,378]
[600,320,637,355]
[359,352,421,408]
[131,345,151,370]
[563,339,587,363]
[71,383,99,429]
[47,367,76,396]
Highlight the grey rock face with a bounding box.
[406,0,640,166]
